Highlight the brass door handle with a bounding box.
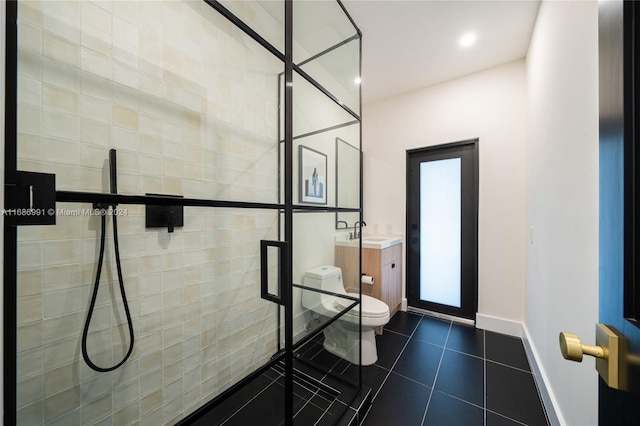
[558,324,627,391]
[559,332,607,362]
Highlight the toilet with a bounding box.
[302,265,390,366]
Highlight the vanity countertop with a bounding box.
[335,234,403,250]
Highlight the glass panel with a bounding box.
[218,0,284,53]
[293,1,358,64]
[291,70,357,140]
[16,0,281,204]
[298,37,360,116]
[289,73,359,209]
[420,158,462,307]
[15,206,283,424]
[294,286,359,346]
[292,212,360,341]
[292,290,360,423]
[336,136,360,229]
[291,210,362,411]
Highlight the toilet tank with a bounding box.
[301,265,346,309]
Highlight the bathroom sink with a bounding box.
[335,235,402,249]
[361,236,402,249]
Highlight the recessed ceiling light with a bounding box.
[354,77,362,85]
[459,33,477,47]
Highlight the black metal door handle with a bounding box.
[260,240,288,305]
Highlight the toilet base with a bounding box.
[321,325,379,366]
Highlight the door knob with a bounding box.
[559,332,606,362]
[559,324,627,391]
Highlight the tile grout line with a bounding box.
[219,371,281,426]
[420,320,453,426]
[371,316,423,400]
[483,329,487,426]
[390,370,433,389]
[382,327,415,338]
[482,330,542,426]
[445,345,484,361]
[360,315,423,424]
[311,392,333,426]
[293,386,320,421]
[483,336,542,426]
[259,364,339,417]
[486,408,529,426]
[485,358,534,374]
[432,388,485,411]
[520,355,553,426]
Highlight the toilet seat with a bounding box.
[334,293,389,319]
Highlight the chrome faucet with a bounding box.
[354,220,367,239]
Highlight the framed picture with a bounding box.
[299,145,327,205]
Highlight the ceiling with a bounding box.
[340,0,541,104]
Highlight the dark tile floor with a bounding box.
[361,312,549,426]
[188,311,548,426]
[190,354,366,426]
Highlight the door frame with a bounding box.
[406,139,479,320]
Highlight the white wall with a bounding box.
[525,1,599,425]
[363,59,528,327]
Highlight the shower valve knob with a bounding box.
[145,194,184,233]
[163,210,175,233]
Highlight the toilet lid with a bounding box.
[334,293,389,319]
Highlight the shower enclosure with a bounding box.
[4,1,364,425]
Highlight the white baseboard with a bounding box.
[522,324,564,426]
[475,313,523,337]
[408,306,475,325]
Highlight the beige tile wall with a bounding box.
[15,1,283,424]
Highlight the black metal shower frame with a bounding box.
[3,0,363,424]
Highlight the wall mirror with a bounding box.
[335,137,361,229]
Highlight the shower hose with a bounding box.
[81,208,135,372]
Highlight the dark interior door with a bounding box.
[599,0,640,422]
[406,140,478,320]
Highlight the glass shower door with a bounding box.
[8,1,287,424]
[6,0,364,424]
